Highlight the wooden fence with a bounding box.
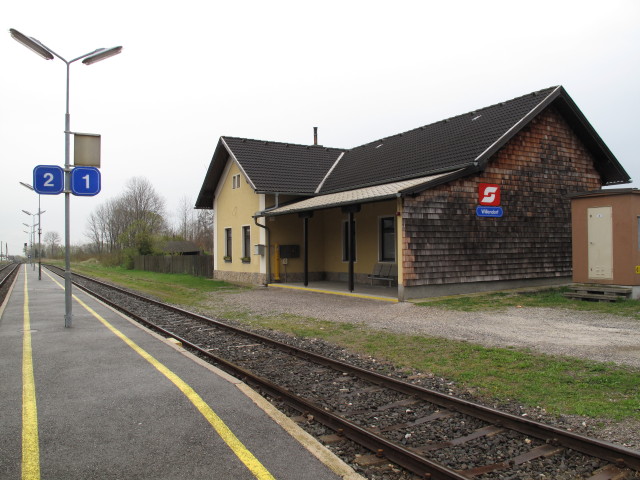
[134,255,213,277]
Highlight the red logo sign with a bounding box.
[478,183,500,206]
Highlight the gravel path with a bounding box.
[212,286,640,369]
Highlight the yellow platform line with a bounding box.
[44,270,276,480]
[268,283,399,303]
[22,266,41,480]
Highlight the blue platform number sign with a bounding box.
[71,166,101,196]
[33,165,65,195]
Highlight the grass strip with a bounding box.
[62,264,640,420]
[237,313,640,420]
[416,287,640,320]
[67,262,238,306]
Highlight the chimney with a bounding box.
[313,127,318,146]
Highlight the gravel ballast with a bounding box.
[212,287,640,368]
[201,286,640,451]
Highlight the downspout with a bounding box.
[254,216,271,286]
[252,193,281,286]
[259,192,280,213]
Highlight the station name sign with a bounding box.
[476,206,503,217]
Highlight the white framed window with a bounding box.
[242,225,251,261]
[224,228,232,260]
[232,174,241,189]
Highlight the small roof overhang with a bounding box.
[568,188,640,199]
[257,169,464,217]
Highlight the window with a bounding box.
[232,174,241,189]
[242,225,251,261]
[342,220,356,262]
[380,217,395,262]
[224,228,232,260]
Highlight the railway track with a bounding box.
[0,263,20,305]
[46,265,640,480]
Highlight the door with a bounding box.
[587,206,613,280]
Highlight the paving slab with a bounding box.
[0,265,361,480]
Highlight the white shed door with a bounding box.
[587,206,613,280]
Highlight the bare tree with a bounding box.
[172,196,213,253]
[118,177,166,247]
[102,198,128,252]
[86,211,105,253]
[86,199,123,252]
[176,195,195,240]
[43,231,61,258]
[85,176,171,260]
[194,209,214,253]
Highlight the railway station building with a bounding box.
[195,86,630,301]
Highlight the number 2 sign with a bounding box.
[33,165,65,195]
[71,166,101,196]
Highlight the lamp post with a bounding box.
[22,222,32,263]
[22,213,36,271]
[23,231,30,259]
[21,187,46,280]
[20,182,45,280]
[10,28,121,328]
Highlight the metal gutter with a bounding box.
[253,216,271,286]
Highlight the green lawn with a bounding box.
[67,262,239,306]
[233,310,640,420]
[65,263,640,421]
[417,287,640,319]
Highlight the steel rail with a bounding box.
[0,262,19,276]
[0,263,20,289]
[47,265,640,474]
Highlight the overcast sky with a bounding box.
[1,0,639,258]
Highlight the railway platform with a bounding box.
[0,264,362,480]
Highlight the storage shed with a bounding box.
[570,189,640,298]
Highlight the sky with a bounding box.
[1,0,639,258]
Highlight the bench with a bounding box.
[368,263,397,287]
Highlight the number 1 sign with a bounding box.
[71,166,101,196]
[33,165,65,195]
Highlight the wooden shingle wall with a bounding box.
[402,106,602,287]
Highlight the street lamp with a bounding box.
[22,212,34,269]
[20,182,46,280]
[22,222,33,264]
[22,211,42,272]
[10,28,122,328]
[23,231,30,258]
